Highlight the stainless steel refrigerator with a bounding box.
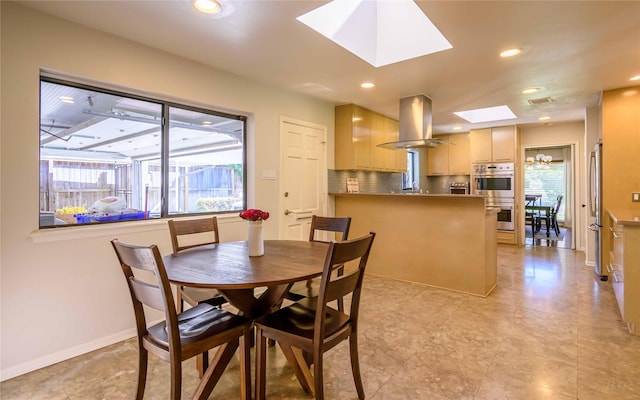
[589,141,606,280]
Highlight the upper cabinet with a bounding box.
[469,126,517,163]
[427,133,470,176]
[335,104,407,172]
[383,118,408,172]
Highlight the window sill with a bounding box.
[29,214,240,244]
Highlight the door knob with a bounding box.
[284,209,292,215]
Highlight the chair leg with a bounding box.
[239,331,252,400]
[349,333,365,400]
[255,328,267,400]
[337,298,345,313]
[202,350,208,376]
[136,346,148,400]
[313,351,324,400]
[169,353,182,400]
[177,286,185,313]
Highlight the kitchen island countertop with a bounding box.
[609,209,640,226]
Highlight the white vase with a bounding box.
[247,220,264,257]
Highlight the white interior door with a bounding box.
[280,118,327,240]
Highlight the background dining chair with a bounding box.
[525,208,536,236]
[549,194,564,236]
[535,194,563,237]
[168,217,227,312]
[254,232,376,400]
[286,215,351,311]
[111,239,251,400]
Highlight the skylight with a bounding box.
[454,105,517,124]
[297,0,452,67]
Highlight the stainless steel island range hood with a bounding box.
[378,94,448,150]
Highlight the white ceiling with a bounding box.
[20,0,640,134]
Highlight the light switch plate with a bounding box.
[262,169,277,180]
[633,192,640,202]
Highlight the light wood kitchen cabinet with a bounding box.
[608,210,640,336]
[469,126,517,163]
[369,112,385,169]
[469,129,492,163]
[491,126,516,162]
[427,133,470,176]
[426,136,449,175]
[383,118,407,171]
[335,104,406,172]
[448,133,471,174]
[335,104,369,170]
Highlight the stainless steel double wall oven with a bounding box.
[473,163,515,231]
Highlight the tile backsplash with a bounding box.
[425,175,471,194]
[328,170,404,194]
[328,170,470,194]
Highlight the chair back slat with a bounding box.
[168,217,220,253]
[129,277,166,311]
[309,215,351,242]
[325,270,360,303]
[113,244,159,272]
[327,234,372,266]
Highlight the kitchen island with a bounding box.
[332,192,498,297]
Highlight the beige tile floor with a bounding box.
[2,244,640,399]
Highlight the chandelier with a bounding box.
[526,153,553,168]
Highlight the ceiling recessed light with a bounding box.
[631,75,640,81]
[538,116,551,121]
[500,48,521,58]
[452,126,462,130]
[454,105,517,123]
[361,82,375,89]
[522,87,539,94]
[193,0,222,14]
[202,121,213,125]
[60,96,75,104]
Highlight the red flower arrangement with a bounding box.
[239,209,270,222]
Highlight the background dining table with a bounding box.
[525,204,554,237]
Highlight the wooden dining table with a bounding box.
[163,239,330,395]
[525,193,543,206]
[164,239,330,319]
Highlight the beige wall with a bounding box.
[519,121,586,250]
[602,86,640,271]
[0,3,334,379]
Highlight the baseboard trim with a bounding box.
[1,328,137,382]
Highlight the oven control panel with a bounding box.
[473,163,514,175]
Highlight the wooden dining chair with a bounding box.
[254,232,376,400]
[168,217,227,312]
[286,215,351,311]
[111,239,251,400]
